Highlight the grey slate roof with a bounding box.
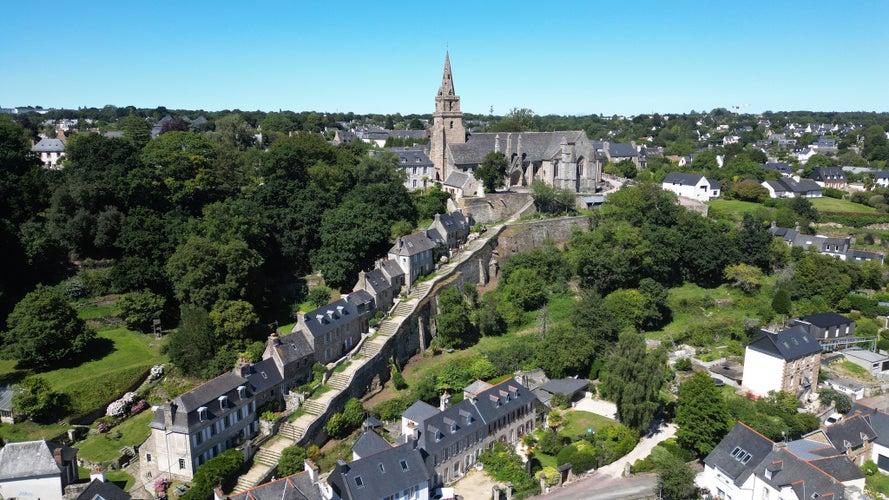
[268,334,314,369]
[77,478,131,500]
[811,167,846,182]
[704,423,774,487]
[298,295,366,341]
[822,414,876,450]
[378,259,405,279]
[0,384,14,412]
[390,147,433,166]
[537,378,588,396]
[851,403,889,447]
[150,371,258,433]
[228,470,323,500]
[800,312,853,328]
[328,442,433,500]
[412,378,537,460]
[746,326,821,362]
[663,172,704,186]
[31,138,65,152]
[402,400,439,424]
[448,131,587,167]
[763,177,822,195]
[608,143,638,158]
[754,448,856,498]
[359,268,394,295]
[389,231,436,257]
[763,162,792,174]
[0,440,69,479]
[442,171,471,190]
[351,428,392,459]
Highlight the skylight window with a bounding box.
[355,476,364,487]
[400,459,409,471]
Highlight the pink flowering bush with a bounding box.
[97,422,110,433]
[154,477,169,499]
[130,399,148,415]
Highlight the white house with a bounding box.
[741,326,821,398]
[761,177,823,198]
[661,172,720,201]
[0,440,79,500]
[31,138,66,169]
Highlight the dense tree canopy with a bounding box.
[3,285,95,370]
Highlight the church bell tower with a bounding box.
[430,52,465,183]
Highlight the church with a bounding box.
[428,53,601,197]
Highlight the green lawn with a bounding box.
[811,197,878,213]
[79,467,134,491]
[559,410,616,440]
[75,410,154,462]
[0,420,70,443]
[75,300,121,320]
[707,199,769,215]
[867,472,889,497]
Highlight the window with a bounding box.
[355,476,364,488]
[379,463,385,473]
[179,458,185,469]
[146,453,152,463]
[400,459,409,471]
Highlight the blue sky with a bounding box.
[3,1,888,116]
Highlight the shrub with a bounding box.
[372,396,417,421]
[537,430,565,456]
[391,371,408,390]
[536,466,559,488]
[307,285,333,308]
[182,449,243,500]
[673,358,692,372]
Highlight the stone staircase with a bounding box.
[301,398,327,415]
[359,339,384,358]
[279,421,304,441]
[253,447,281,467]
[375,321,399,336]
[391,300,414,318]
[328,371,351,391]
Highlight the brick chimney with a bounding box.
[440,391,451,411]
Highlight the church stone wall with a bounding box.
[456,192,533,224]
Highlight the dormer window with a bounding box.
[198,406,208,421]
[218,395,228,410]
[237,385,246,399]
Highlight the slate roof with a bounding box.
[268,333,314,369]
[442,171,471,190]
[378,259,405,279]
[797,312,851,329]
[351,428,392,459]
[763,162,792,174]
[412,378,537,459]
[754,448,856,498]
[328,442,433,500]
[358,268,394,295]
[850,403,889,447]
[389,231,435,257]
[763,177,822,195]
[149,371,258,434]
[537,378,588,396]
[402,400,439,424]
[707,178,721,190]
[228,471,323,500]
[298,294,367,341]
[704,423,774,487]
[608,143,638,158]
[77,478,131,500]
[811,167,846,182]
[0,440,68,479]
[822,414,876,450]
[448,131,587,167]
[746,326,821,362]
[663,172,705,186]
[31,138,65,152]
[390,148,433,167]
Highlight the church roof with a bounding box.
[438,52,455,97]
[448,131,586,167]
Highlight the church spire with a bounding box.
[438,51,455,97]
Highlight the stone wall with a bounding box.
[454,192,534,224]
[293,215,586,448]
[495,215,590,262]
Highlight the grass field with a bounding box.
[559,410,616,440]
[75,410,154,462]
[811,197,879,213]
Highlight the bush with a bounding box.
[181,449,243,500]
[536,466,559,488]
[391,371,408,390]
[537,430,565,456]
[278,445,307,475]
[372,396,417,421]
[307,285,333,308]
[117,290,165,332]
[673,358,692,371]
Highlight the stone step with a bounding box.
[234,477,257,494]
[254,449,279,467]
[360,342,382,357]
[279,422,304,441]
[377,322,399,335]
[393,302,413,317]
[328,373,351,390]
[302,399,327,415]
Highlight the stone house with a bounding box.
[388,232,436,289]
[804,413,877,466]
[31,138,66,169]
[741,326,821,398]
[292,291,375,366]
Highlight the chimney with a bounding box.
[440,391,451,411]
[358,270,366,289]
[494,134,501,153]
[164,399,176,428]
[53,446,63,466]
[269,331,280,346]
[305,459,320,482]
[236,357,251,377]
[90,467,106,483]
[397,237,403,249]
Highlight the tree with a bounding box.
[724,263,765,295]
[601,330,666,431]
[181,449,243,500]
[166,237,263,309]
[12,376,66,423]
[209,299,259,346]
[656,453,697,500]
[434,288,474,349]
[530,180,577,215]
[120,113,151,149]
[734,214,773,271]
[500,267,548,311]
[3,285,95,369]
[164,305,215,377]
[475,151,508,193]
[306,285,333,308]
[675,371,730,457]
[772,288,792,316]
[278,445,307,475]
[535,325,596,378]
[117,290,165,332]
